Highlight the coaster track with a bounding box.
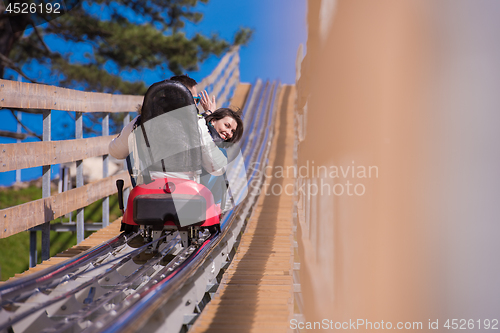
[0,79,281,333]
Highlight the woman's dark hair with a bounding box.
[140,80,195,123]
[205,108,244,143]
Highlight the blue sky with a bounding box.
[171,0,307,85]
[0,0,307,185]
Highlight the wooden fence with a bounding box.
[0,47,241,267]
[0,78,141,265]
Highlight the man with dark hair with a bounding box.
[169,74,197,91]
[170,74,216,114]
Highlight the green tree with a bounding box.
[0,0,252,137]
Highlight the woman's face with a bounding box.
[211,116,237,141]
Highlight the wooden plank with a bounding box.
[190,86,296,333]
[0,79,142,113]
[229,83,252,109]
[213,53,240,107]
[196,313,290,322]
[0,135,116,172]
[208,299,291,306]
[0,171,130,238]
[192,326,287,333]
[190,85,297,333]
[197,48,238,92]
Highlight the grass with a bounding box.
[0,185,123,281]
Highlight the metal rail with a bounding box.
[0,233,132,303]
[0,79,281,333]
[0,235,176,332]
[97,80,281,333]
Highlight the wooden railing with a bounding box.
[197,47,240,108]
[0,47,241,266]
[0,79,141,264]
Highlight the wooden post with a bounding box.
[27,108,37,267]
[123,114,131,209]
[75,112,84,243]
[15,112,22,183]
[29,231,37,268]
[41,109,51,261]
[102,113,109,228]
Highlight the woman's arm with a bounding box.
[108,115,139,159]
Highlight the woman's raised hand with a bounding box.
[200,90,217,113]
